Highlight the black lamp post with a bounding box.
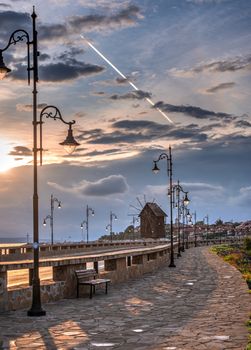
[106,211,117,242]
[0,8,79,317]
[128,214,139,241]
[43,194,62,245]
[132,215,139,241]
[194,211,197,247]
[80,205,95,243]
[185,208,192,248]
[172,180,190,256]
[203,214,209,245]
[152,146,175,267]
[190,211,197,247]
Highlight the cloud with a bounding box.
[110,90,152,100]
[230,186,251,207]
[78,119,208,145]
[194,55,251,72]
[235,120,251,128]
[91,91,106,96]
[83,148,121,157]
[68,5,143,33]
[112,119,166,130]
[154,101,232,120]
[16,103,47,112]
[169,55,251,78]
[38,5,143,42]
[74,111,86,118]
[0,3,11,8]
[77,0,130,10]
[206,82,236,93]
[57,47,85,61]
[146,182,226,206]
[181,182,224,193]
[0,11,30,37]
[48,174,129,196]
[39,23,68,41]
[168,128,207,142]
[40,60,104,82]
[8,146,32,157]
[79,119,171,145]
[11,60,105,82]
[92,77,129,87]
[39,53,51,62]
[116,77,128,84]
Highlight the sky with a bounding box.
[0,0,250,242]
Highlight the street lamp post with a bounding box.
[186,208,191,248]
[128,214,139,240]
[152,146,175,267]
[132,215,139,241]
[80,205,95,243]
[29,104,78,317]
[172,180,189,256]
[190,211,197,247]
[0,8,79,316]
[43,194,61,245]
[182,193,190,251]
[203,214,209,245]
[106,211,117,242]
[181,205,185,251]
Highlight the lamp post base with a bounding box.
[27,308,46,317]
[169,262,176,268]
[177,250,182,258]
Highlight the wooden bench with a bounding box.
[75,269,111,299]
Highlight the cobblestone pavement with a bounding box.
[0,247,250,350]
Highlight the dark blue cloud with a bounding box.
[11,60,105,82]
[110,90,152,100]
[206,82,236,93]
[154,101,232,120]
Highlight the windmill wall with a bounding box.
[139,203,166,239]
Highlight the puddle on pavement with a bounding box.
[91,342,117,347]
[213,335,230,340]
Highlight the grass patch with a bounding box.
[211,239,251,287]
[211,239,251,349]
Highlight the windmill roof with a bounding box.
[139,202,167,217]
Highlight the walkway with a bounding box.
[0,247,250,350]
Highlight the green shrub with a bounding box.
[244,238,251,251]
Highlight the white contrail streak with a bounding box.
[80,34,174,124]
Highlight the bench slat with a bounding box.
[75,269,111,299]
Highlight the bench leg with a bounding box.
[105,282,108,294]
[77,284,79,298]
[90,285,93,299]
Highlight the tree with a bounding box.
[196,220,204,226]
[215,218,223,226]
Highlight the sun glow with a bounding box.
[0,140,30,172]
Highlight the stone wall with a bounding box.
[99,250,169,285]
[8,281,65,311]
[3,243,176,311]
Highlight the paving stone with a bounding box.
[0,247,250,349]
